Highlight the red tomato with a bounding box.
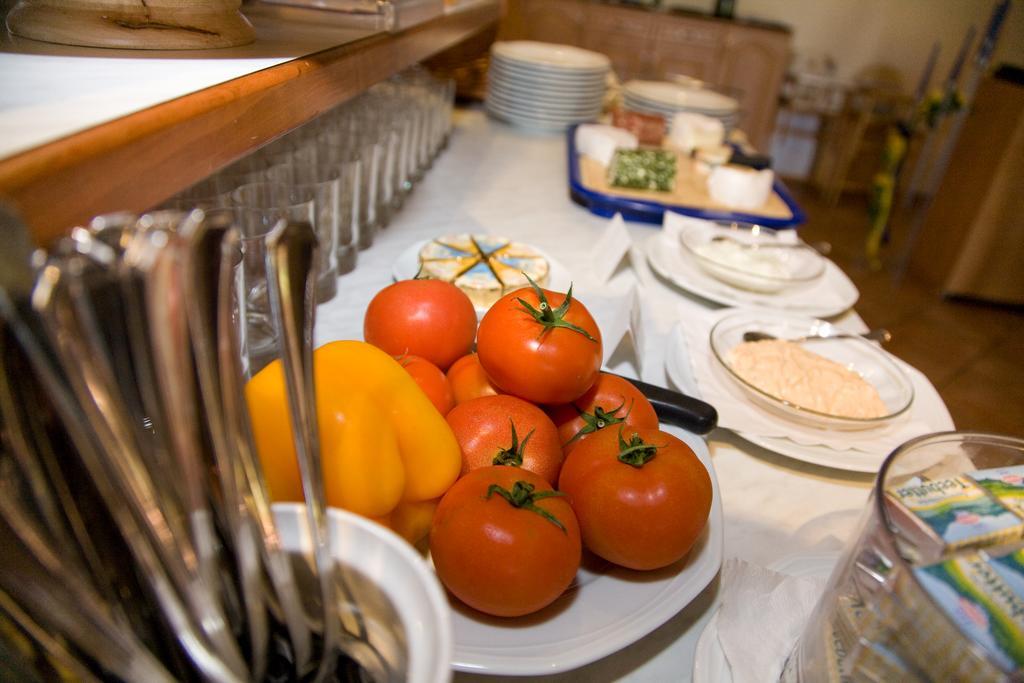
[398,355,454,415]
[548,373,659,454]
[476,282,602,405]
[364,279,477,371]
[446,353,502,405]
[558,426,712,571]
[446,395,564,485]
[430,466,581,617]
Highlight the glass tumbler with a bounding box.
[232,180,335,304]
[230,182,316,375]
[783,431,1024,683]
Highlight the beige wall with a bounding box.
[664,0,1024,90]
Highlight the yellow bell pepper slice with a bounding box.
[245,340,461,519]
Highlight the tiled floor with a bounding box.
[790,183,1024,436]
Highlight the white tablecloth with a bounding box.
[314,109,945,682]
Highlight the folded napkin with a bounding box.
[717,559,827,683]
[575,124,638,166]
[679,306,936,454]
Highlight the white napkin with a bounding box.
[679,306,936,453]
[574,281,634,364]
[575,124,638,166]
[588,212,634,285]
[717,559,827,683]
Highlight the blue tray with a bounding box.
[566,124,806,228]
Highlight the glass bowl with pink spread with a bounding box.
[709,310,914,430]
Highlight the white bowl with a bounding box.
[680,220,825,293]
[709,310,915,430]
[273,503,452,683]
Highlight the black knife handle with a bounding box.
[611,373,718,436]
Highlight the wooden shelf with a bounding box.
[0,1,500,247]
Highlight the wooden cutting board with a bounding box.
[577,151,794,222]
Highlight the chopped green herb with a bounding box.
[608,149,677,192]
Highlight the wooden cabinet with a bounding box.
[500,0,791,150]
[908,72,1024,303]
[516,0,586,45]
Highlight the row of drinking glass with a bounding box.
[165,66,456,308]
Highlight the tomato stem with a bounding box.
[564,399,634,446]
[516,276,597,342]
[493,419,535,467]
[616,428,662,468]
[485,481,568,533]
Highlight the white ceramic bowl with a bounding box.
[680,221,825,293]
[709,310,915,430]
[273,503,452,683]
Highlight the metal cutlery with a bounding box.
[710,233,832,256]
[37,255,247,682]
[0,203,408,682]
[264,219,389,682]
[216,226,315,677]
[742,328,892,344]
[264,218,343,682]
[182,209,271,680]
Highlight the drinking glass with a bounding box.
[232,180,336,304]
[320,139,376,252]
[783,432,1024,682]
[230,182,316,375]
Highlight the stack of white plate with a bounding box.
[623,80,740,129]
[486,41,609,132]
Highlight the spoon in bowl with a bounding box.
[742,328,892,345]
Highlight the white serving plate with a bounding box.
[622,96,740,119]
[489,70,607,93]
[691,553,838,683]
[451,424,723,675]
[624,80,738,113]
[485,88,603,116]
[485,108,573,133]
[391,239,573,315]
[664,323,955,473]
[484,102,598,128]
[487,63,606,88]
[490,58,609,84]
[487,77,606,103]
[492,40,611,72]
[645,234,859,319]
[274,504,452,683]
